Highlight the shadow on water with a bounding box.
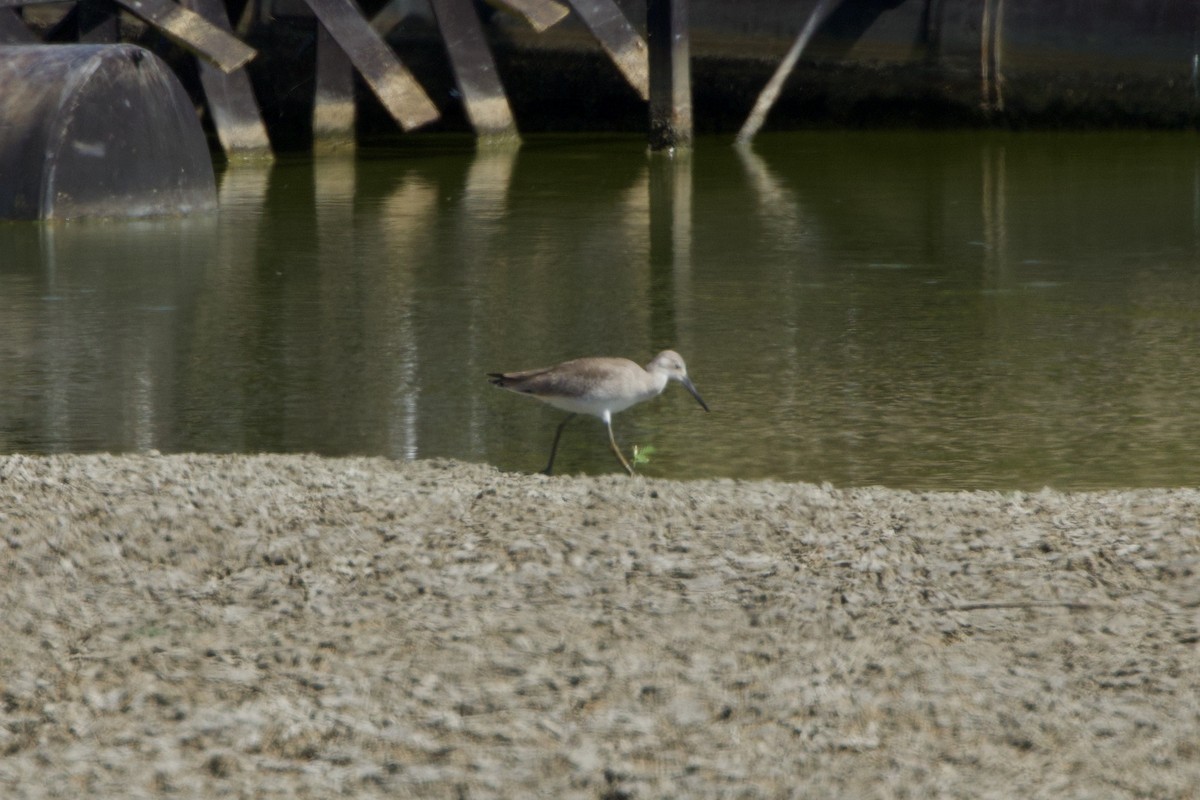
[3,132,1200,489]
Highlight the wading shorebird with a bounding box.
[488,349,709,476]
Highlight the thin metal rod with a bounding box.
[736,0,836,145]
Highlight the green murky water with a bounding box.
[3,131,1200,489]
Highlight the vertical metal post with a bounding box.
[980,0,1005,113]
[647,0,691,151]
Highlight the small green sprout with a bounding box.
[631,444,657,467]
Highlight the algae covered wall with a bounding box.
[242,0,1200,141]
[482,0,1200,130]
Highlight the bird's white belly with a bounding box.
[544,386,660,418]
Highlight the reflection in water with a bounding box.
[1,217,216,452]
[184,164,271,453]
[734,145,815,479]
[4,133,1200,489]
[459,149,520,460]
[648,152,694,352]
[376,173,438,459]
[980,142,1007,283]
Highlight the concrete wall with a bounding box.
[0,44,216,219]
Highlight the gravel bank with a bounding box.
[1,454,1198,798]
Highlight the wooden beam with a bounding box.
[428,0,519,140]
[113,0,257,73]
[647,0,690,149]
[488,0,567,33]
[368,0,412,36]
[565,0,648,101]
[302,0,439,131]
[182,0,274,157]
[312,22,356,151]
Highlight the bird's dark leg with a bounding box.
[605,418,636,476]
[542,413,577,475]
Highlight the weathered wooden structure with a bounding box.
[184,0,272,156]
[0,0,658,158]
[5,0,1200,220]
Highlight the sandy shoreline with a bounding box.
[1,453,1198,798]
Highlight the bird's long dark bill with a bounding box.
[682,377,710,412]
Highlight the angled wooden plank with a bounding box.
[564,0,648,101]
[233,0,258,36]
[428,0,518,140]
[312,22,356,150]
[114,0,257,73]
[182,0,274,157]
[302,0,439,131]
[488,0,567,33]
[0,7,38,41]
[369,0,413,36]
